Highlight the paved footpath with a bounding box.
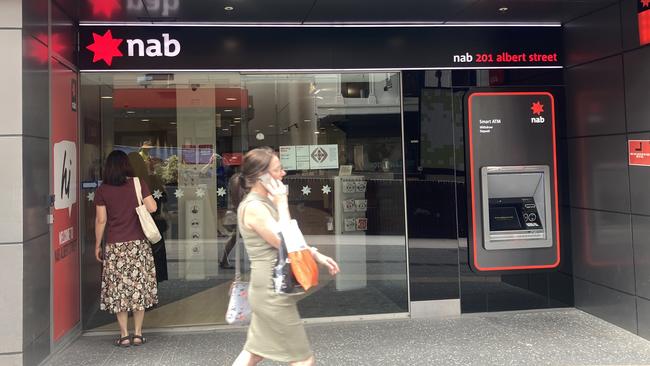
[47,309,650,366]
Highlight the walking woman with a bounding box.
[94,150,159,347]
[232,147,340,366]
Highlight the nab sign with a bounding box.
[85,29,181,66]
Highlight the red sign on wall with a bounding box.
[51,59,80,341]
[629,140,650,166]
[639,0,650,46]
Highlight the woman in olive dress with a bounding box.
[231,147,340,366]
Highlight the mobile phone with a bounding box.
[258,173,274,186]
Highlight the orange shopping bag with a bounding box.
[282,220,319,291]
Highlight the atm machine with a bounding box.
[466,91,560,272]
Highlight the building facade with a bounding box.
[0,1,648,365]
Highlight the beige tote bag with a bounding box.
[133,177,162,244]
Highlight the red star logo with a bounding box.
[88,0,121,18]
[643,0,650,7]
[531,101,544,115]
[86,30,123,66]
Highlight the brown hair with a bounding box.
[103,150,134,186]
[231,147,276,207]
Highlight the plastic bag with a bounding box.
[273,234,305,295]
[281,220,319,291]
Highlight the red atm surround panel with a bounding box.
[467,91,561,272]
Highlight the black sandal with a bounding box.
[131,334,147,346]
[114,335,131,348]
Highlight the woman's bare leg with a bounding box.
[133,310,145,338]
[232,350,263,366]
[115,311,129,344]
[290,355,315,366]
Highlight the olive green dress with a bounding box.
[237,192,313,362]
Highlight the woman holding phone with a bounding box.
[231,147,340,366]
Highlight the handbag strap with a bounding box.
[133,177,144,205]
[234,230,242,281]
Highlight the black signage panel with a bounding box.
[79,26,562,70]
[466,91,560,273]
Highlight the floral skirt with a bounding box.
[100,239,158,314]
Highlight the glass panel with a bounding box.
[80,72,246,330]
[80,71,408,331]
[241,72,408,317]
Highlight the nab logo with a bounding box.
[86,29,181,66]
[530,101,545,124]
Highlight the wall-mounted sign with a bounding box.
[79,26,562,71]
[640,0,650,46]
[280,144,339,170]
[51,61,80,341]
[629,140,650,166]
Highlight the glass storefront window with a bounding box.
[80,71,407,331]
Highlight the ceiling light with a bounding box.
[226,97,237,101]
[101,96,113,99]
[170,122,177,125]
[268,124,274,127]
[314,131,320,134]
[499,7,508,12]
[224,6,234,11]
[230,124,236,127]
[303,119,311,122]
[224,109,233,112]
[315,96,324,100]
[327,108,335,111]
[234,117,241,120]
[126,111,136,114]
[222,128,229,131]
[141,119,150,122]
[313,89,321,95]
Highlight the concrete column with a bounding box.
[0,0,24,365]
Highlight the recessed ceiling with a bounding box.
[79,0,620,25]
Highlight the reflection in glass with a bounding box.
[80,72,408,331]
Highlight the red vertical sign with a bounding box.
[51,60,80,341]
[639,0,650,46]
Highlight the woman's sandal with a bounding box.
[131,334,147,346]
[114,335,131,348]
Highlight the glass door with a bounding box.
[80,72,245,330]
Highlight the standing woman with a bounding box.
[232,147,340,366]
[94,150,159,347]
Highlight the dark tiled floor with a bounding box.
[48,309,650,366]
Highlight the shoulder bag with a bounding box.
[225,232,251,325]
[133,177,162,244]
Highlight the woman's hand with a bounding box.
[260,177,288,207]
[95,245,103,263]
[314,252,340,276]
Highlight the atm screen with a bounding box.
[489,206,523,231]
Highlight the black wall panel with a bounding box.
[565,56,626,137]
[574,277,638,333]
[571,208,635,294]
[624,46,650,133]
[567,135,631,213]
[563,4,622,67]
[632,215,650,300]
